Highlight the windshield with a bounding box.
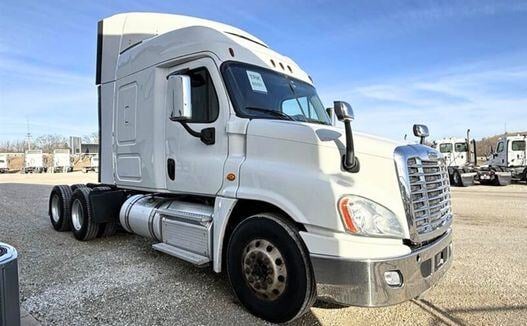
[455,142,468,152]
[439,143,453,153]
[222,62,331,125]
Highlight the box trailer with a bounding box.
[52,149,72,173]
[47,13,453,323]
[82,154,99,173]
[24,149,45,173]
[0,154,8,173]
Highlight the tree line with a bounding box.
[0,132,98,153]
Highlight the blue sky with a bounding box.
[1,0,526,142]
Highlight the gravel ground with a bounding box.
[0,175,526,325]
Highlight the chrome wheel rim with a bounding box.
[51,194,61,223]
[71,199,84,231]
[241,239,287,301]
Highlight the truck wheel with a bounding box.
[71,184,88,192]
[48,185,73,231]
[226,213,316,323]
[452,170,462,187]
[70,187,100,241]
[92,186,118,237]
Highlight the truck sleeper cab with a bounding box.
[48,13,453,323]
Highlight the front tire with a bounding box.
[70,187,100,241]
[49,185,73,231]
[226,213,316,323]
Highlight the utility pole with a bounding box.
[26,119,32,151]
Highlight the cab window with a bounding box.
[455,142,468,152]
[187,67,219,123]
[497,142,504,153]
[439,143,453,153]
[512,140,525,151]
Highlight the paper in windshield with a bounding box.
[246,70,268,93]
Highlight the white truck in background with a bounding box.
[433,130,521,186]
[52,149,72,173]
[0,154,8,173]
[433,136,478,186]
[47,13,453,323]
[487,134,527,183]
[83,154,99,173]
[24,150,45,173]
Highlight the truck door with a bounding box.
[493,140,506,166]
[164,58,229,195]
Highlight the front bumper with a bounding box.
[311,229,452,307]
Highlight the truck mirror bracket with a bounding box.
[170,117,215,145]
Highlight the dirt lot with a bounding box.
[0,174,526,325]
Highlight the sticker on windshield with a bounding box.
[246,70,267,93]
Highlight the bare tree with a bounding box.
[0,139,26,153]
[82,132,99,144]
[34,134,68,153]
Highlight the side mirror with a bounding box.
[413,124,429,144]
[168,75,192,121]
[333,101,354,122]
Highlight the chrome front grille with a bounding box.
[407,157,452,236]
[395,145,453,243]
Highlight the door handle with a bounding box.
[167,158,175,180]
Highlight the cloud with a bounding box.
[319,57,527,141]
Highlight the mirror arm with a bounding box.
[170,118,215,145]
[342,120,360,173]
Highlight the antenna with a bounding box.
[26,118,32,151]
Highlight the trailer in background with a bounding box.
[0,154,8,173]
[52,149,72,173]
[83,154,99,173]
[24,150,45,173]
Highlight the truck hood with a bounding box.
[246,119,399,160]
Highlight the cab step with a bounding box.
[152,243,210,267]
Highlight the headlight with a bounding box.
[338,195,404,238]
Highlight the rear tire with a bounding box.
[70,187,100,241]
[226,213,316,323]
[48,185,73,231]
[71,184,88,192]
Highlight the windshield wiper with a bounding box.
[245,106,294,121]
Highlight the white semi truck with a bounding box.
[52,149,72,173]
[487,134,527,182]
[47,13,453,323]
[432,137,477,186]
[433,130,518,186]
[0,154,8,173]
[24,149,45,173]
